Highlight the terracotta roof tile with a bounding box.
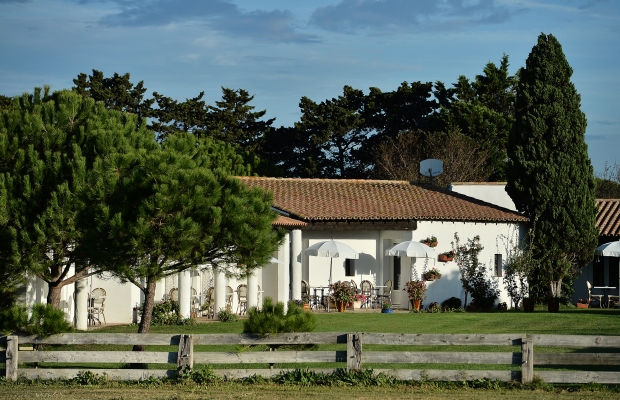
[238,177,527,223]
[274,215,307,228]
[596,199,620,237]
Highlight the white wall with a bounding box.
[449,183,516,211]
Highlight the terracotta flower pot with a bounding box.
[576,302,589,309]
[336,300,347,312]
[424,273,441,281]
[412,299,421,311]
[438,255,454,262]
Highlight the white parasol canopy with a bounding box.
[269,257,284,264]
[595,241,620,257]
[305,240,359,259]
[385,241,438,258]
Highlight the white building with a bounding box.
[22,178,530,327]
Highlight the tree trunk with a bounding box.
[133,276,157,353]
[47,284,63,309]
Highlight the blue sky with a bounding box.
[1,0,618,174]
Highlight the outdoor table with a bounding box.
[372,286,386,309]
[594,286,617,308]
[310,286,331,311]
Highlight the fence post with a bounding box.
[521,336,533,384]
[6,335,18,381]
[177,334,193,371]
[347,333,362,372]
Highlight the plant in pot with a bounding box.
[330,281,356,312]
[381,301,393,314]
[421,235,438,248]
[423,267,442,281]
[576,298,589,309]
[351,293,367,310]
[521,297,535,312]
[403,280,427,311]
[497,302,508,311]
[438,250,455,262]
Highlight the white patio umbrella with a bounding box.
[385,241,438,300]
[385,241,438,258]
[304,240,359,312]
[595,241,620,257]
[269,257,284,264]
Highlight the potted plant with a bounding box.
[423,267,442,281]
[438,250,455,262]
[381,301,393,314]
[497,302,508,311]
[421,235,438,248]
[351,293,366,310]
[576,299,589,309]
[330,281,356,312]
[521,297,535,312]
[403,280,427,311]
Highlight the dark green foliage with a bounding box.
[506,33,597,298]
[69,371,108,386]
[467,265,500,312]
[216,309,238,323]
[147,300,196,326]
[0,304,73,337]
[243,297,316,336]
[442,297,462,310]
[272,368,398,386]
[434,55,517,180]
[595,162,620,198]
[0,88,156,307]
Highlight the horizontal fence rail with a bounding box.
[2,333,620,384]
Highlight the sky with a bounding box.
[1,0,618,174]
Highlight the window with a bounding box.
[494,254,503,277]
[345,259,355,277]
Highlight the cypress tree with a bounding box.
[506,33,597,299]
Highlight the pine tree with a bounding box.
[506,33,597,299]
[0,88,156,308]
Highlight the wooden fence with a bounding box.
[2,333,620,383]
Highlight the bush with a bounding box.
[243,297,316,336]
[216,308,238,323]
[149,300,196,326]
[0,304,73,337]
[442,297,462,310]
[426,302,442,313]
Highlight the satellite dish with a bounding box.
[420,159,443,177]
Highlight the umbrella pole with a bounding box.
[328,258,332,312]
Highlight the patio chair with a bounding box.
[350,280,358,291]
[88,288,107,325]
[168,287,179,302]
[203,287,215,318]
[302,279,320,309]
[257,285,262,310]
[236,284,248,315]
[376,280,392,306]
[587,281,602,308]
[191,287,200,318]
[360,280,374,308]
[226,285,234,312]
[608,292,619,308]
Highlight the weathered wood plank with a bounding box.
[535,353,620,365]
[18,351,175,364]
[17,333,180,346]
[537,371,620,384]
[363,351,519,365]
[193,351,346,364]
[192,332,347,345]
[213,368,337,379]
[373,369,518,382]
[521,338,533,384]
[528,335,620,348]
[360,333,524,346]
[177,334,193,370]
[18,368,176,381]
[347,333,362,372]
[6,335,18,381]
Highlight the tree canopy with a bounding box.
[506,33,597,298]
[0,88,156,308]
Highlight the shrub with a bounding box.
[243,297,315,336]
[0,304,73,337]
[442,297,462,310]
[217,308,238,323]
[148,299,196,326]
[426,302,442,313]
